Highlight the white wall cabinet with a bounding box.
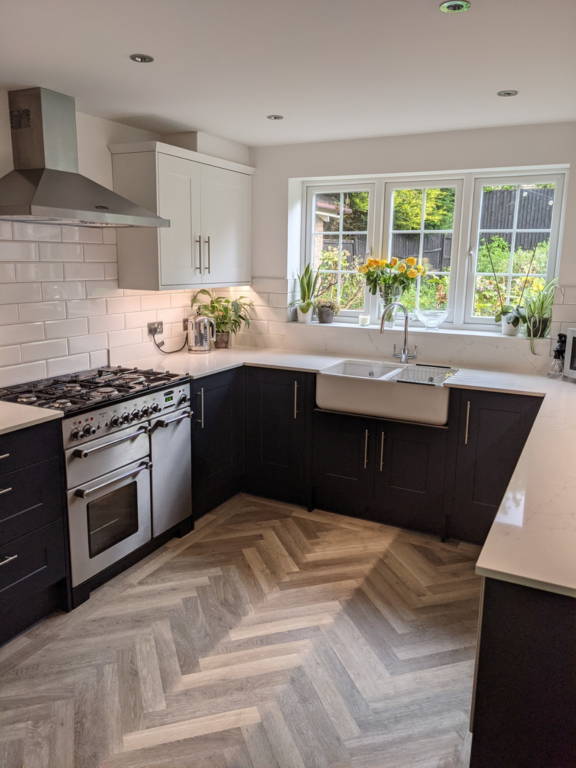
[110,142,254,291]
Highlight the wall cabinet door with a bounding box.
[200,165,251,285]
[192,369,244,520]
[374,421,447,536]
[449,390,542,544]
[157,153,202,287]
[312,411,376,518]
[244,368,314,506]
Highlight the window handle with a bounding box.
[467,249,474,271]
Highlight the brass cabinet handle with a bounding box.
[465,400,471,445]
[293,382,298,419]
[204,236,211,273]
[195,236,202,273]
[0,554,17,567]
[364,430,369,469]
[379,432,385,472]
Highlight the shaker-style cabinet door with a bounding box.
[244,367,314,506]
[157,152,202,287]
[373,421,448,536]
[449,390,542,544]
[200,165,251,285]
[312,410,376,519]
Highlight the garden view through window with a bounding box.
[389,187,455,313]
[473,183,556,317]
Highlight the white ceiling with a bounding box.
[0,0,575,147]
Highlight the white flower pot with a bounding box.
[501,317,519,336]
[297,306,313,324]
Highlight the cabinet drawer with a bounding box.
[0,519,66,611]
[0,457,63,546]
[0,420,60,477]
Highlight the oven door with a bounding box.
[67,459,152,587]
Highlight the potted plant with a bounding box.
[358,256,423,327]
[495,305,526,337]
[314,298,340,324]
[291,264,320,323]
[191,290,253,348]
[524,278,557,354]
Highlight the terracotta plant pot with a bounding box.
[317,307,334,324]
[214,332,230,348]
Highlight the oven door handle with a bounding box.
[151,411,193,430]
[72,426,150,459]
[74,461,152,499]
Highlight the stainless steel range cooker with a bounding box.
[0,367,193,604]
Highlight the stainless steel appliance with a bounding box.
[187,313,215,353]
[0,367,192,602]
[563,329,576,380]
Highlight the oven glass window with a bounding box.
[87,481,139,558]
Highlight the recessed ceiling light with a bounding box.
[497,90,519,97]
[440,1,471,12]
[267,114,284,120]
[130,53,154,63]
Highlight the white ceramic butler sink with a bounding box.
[316,360,456,426]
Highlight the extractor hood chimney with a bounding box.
[0,88,169,228]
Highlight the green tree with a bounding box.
[392,188,455,231]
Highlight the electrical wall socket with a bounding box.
[147,321,164,336]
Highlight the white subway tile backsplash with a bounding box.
[47,354,90,377]
[104,263,118,280]
[157,307,189,325]
[21,339,68,363]
[108,328,143,348]
[0,283,42,304]
[68,333,108,355]
[18,301,66,323]
[45,318,88,339]
[39,243,83,262]
[16,262,64,282]
[551,304,576,323]
[0,264,15,283]
[125,310,156,329]
[140,294,172,311]
[0,222,12,240]
[61,227,102,244]
[66,298,107,317]
[269,293,288,308]
[268,321,287,336]
[42,281,86,301]
[88,314,124,334]
[106,296,141,314]
[64,262,105,281]
[0,361,47,387]
[253,306,288,322]
[102,229,117,244]
[108,341,159,366]
[0,306,19,326]
[0,323,44,346]
[12,223,61,242]
[0,346,21,367]
[84,244,117,262]
[562,287,576,305]
[0,242,38,261]
[90,350,109,368]
[170,292,193,308]
[85,280,123,299]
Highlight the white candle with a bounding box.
[359,315,370,326]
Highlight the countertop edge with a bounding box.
[475,565,576,598]
[0,405,63,436]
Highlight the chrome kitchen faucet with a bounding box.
[379,302,417,363]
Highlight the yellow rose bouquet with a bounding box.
[358,256,425,295]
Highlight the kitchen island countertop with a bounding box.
[0,400,63,436]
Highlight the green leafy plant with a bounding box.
[191,290,253,334]
[313,298,340,315]
[524,278,557,354]
[291,264,320,314]
[495,305,526,328]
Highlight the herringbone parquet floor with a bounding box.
[0,494,481,768]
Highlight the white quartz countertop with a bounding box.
[0,401,63,436]
[122,347,576,598]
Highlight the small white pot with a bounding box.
[297,306,313,324]
[501,317,520,336]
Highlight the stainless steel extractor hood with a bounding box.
[0,88,169,228]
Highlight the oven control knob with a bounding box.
[121,412,130,424]
[70,428,80,441]
[82,424,96,437]
[141,405,150,417]
[151,403,161,414]
[110,415,120,428]
[178,393,189,406]
[130,409,141,422]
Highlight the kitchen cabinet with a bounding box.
[313,410,447,534]
[447,389,542,544]
[192,368,244,519]
[0,420,69,645]
[111,142,253,291]
[244,367,315,506]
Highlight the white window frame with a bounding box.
[301,167,567,331]
[304,182,377,322]
[464,172,566,326]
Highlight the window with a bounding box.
[303,169,566,330]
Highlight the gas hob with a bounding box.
[0,366,189,416]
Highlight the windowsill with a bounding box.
[288,320,546,341]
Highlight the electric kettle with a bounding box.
[187,313,216,353]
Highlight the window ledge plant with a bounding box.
[291,264,320,323]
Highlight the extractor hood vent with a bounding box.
[0,88,169,229]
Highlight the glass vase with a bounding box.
[378,286,403,328]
